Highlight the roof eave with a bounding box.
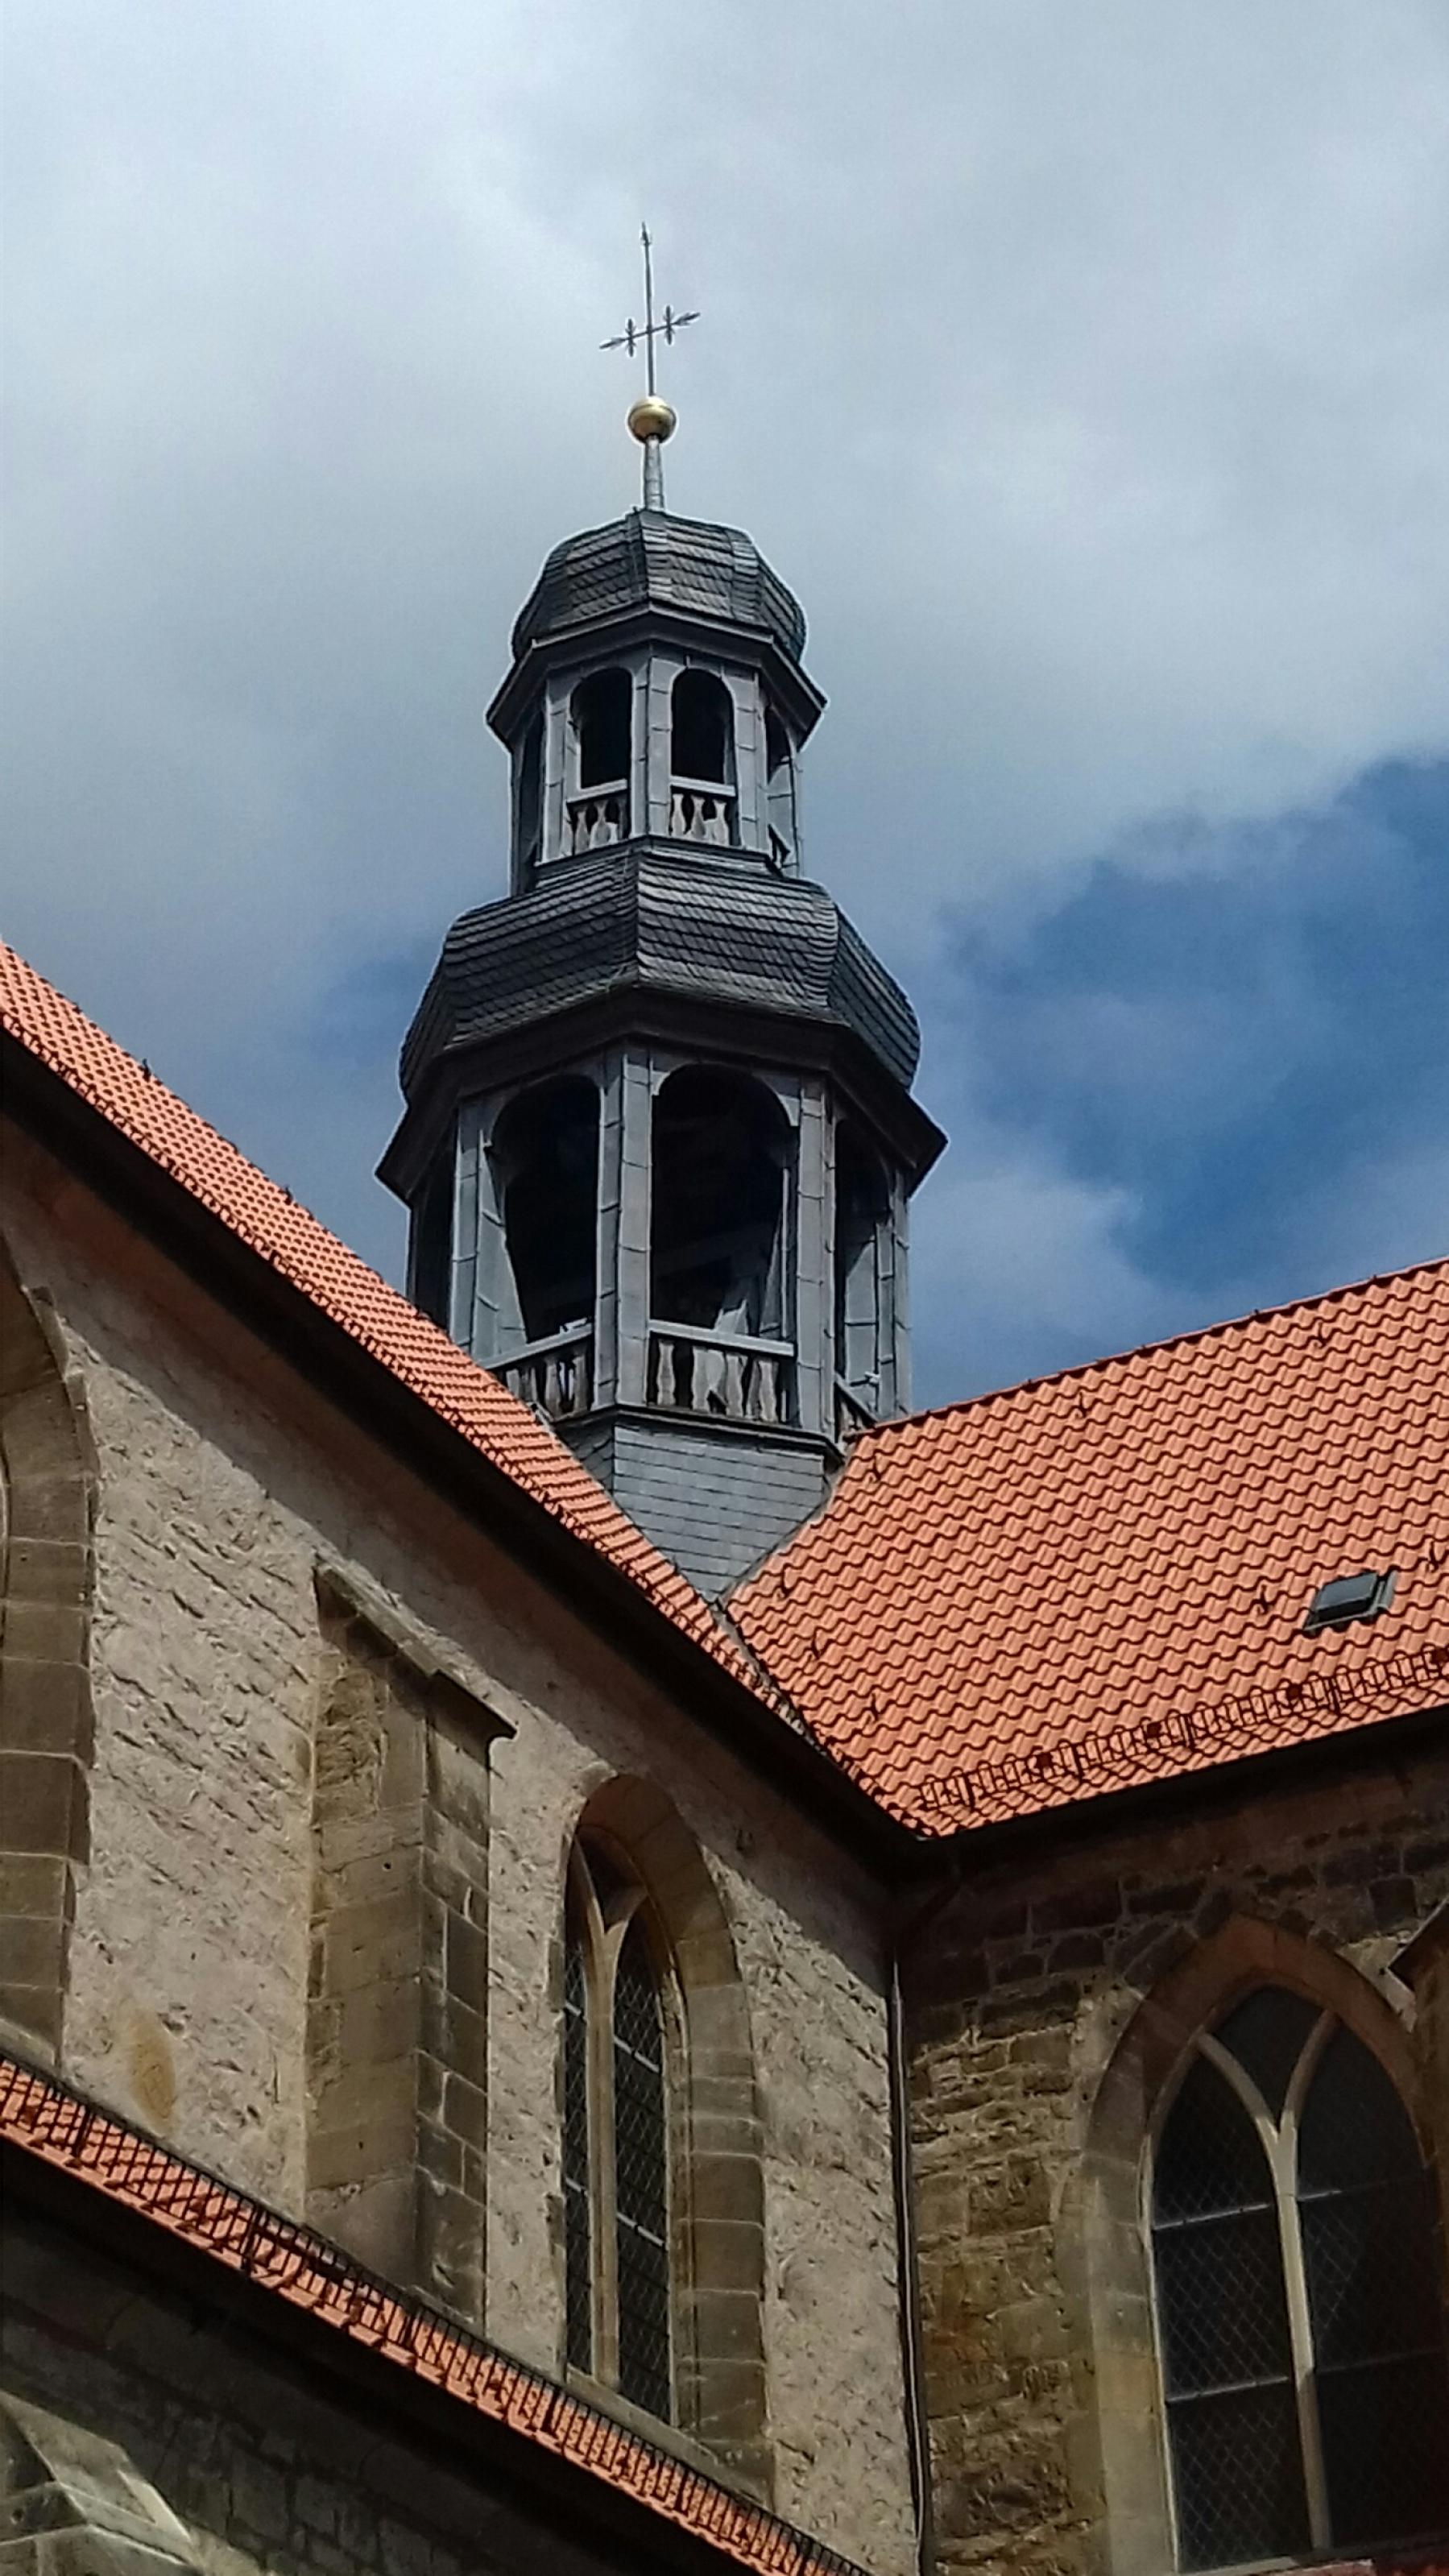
[913,1694,1449,1874]
[1,2092,858,2576]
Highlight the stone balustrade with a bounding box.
[669,783,735,847]
[566,789,627,855]
[648,1321,795,1426]
[495,1325,594,1420]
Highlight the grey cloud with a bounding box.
[3,0,1447,1365]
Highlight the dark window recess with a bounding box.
[651,1067,789,1337]
[492,1078,599,1341]
[1303,1568,1396,1634]
[573,668,631,788]
[670,669,731,782]
[1213,1986,1321,2119]
[562,1928,593,2375]
[612,1916,671,2419]
[410,1151,453,1331]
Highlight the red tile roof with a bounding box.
[0,940,776,1711]
[0,2055,867,2576]
[6,938,1446,1845]
[731,1266,1449,1833]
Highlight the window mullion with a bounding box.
[1277,2021,1334,2550]
[589,1919,622,2385]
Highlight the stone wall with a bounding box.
[0,1241,95,2065]
[306,1579,502,2321]
[0,1125,913,2576]
[908,1737,1449,2576]
[2,2189,724,2576]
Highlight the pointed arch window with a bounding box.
[1151,1985,1449,2569]
[561,1838,673,2421]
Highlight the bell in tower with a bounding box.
[379,298,943,1595]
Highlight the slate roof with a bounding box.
[730,1265,1449,1833]
[0,941,778,1714]
[399,849,923,1100]
[511,510,807,665]
[0,2056,868,2576]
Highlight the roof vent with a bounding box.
[1303,1568,1396,1635]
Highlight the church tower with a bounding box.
[380,347,943,1596]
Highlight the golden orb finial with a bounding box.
[627,393,677,445]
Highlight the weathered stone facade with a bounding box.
[908,1733,1449,2575]
[1,2180,736,2576]
[306,1569,505,2320]
[0,1121,914,2575]
[0,1240,96,2066]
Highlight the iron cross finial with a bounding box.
[602,226,698,507]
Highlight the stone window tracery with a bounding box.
[1150,1983,1449,2569]
[562,1834,674,2421]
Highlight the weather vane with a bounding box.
[602,226,698,509]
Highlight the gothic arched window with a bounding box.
[1151,1985,1449,2570]
[562,1837,674,2421]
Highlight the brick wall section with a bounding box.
[0,1129,914,2576]
[307,1598,496,2325]
[0,1244,95,2064]
[907,1739,1449,2576]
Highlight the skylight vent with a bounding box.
[1302,1568,1396,1635]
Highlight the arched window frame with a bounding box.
[565,666,633,855]
[1148,1990,1449,2566]
[1072,1917,1449,2576]
[555,1778,768,2488]
[563,1832,683,2421]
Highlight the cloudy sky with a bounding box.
[4,0,1447,1406]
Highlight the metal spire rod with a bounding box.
[602,226,698,510]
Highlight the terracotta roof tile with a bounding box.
[0,941,777,1713]
[732,1267,1449,1833]
[0,2055,868,2576]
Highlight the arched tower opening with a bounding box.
[669,670,735,847]
[649,1068,793,1423]
[491,1078,599,1344]
[569,669,631,854]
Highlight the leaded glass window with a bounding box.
[561,1924,593,2375]
[561,1837,674,2421]
[1152,1986,1449,2570]
[612,1916,671,2414]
